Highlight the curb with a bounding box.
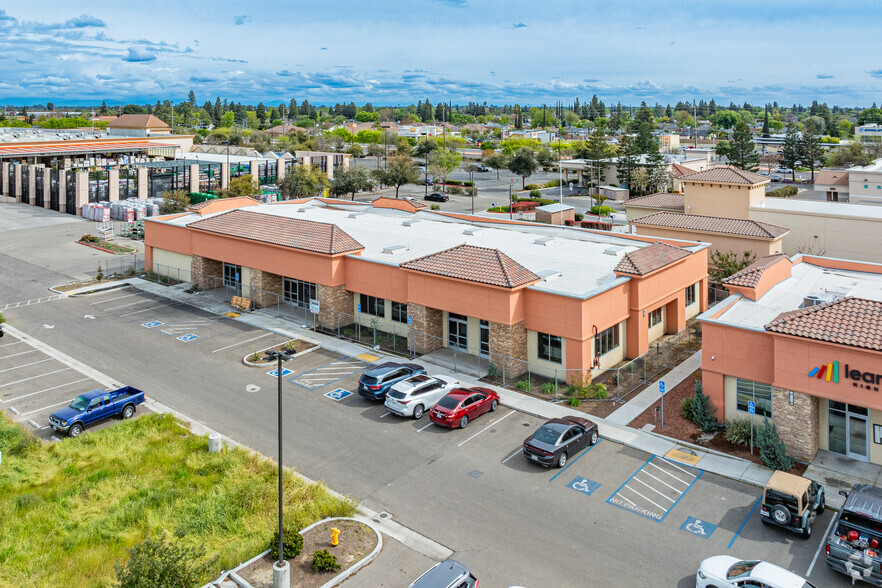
[242,340,321,367]
[306,517,383,588]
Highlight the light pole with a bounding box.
[509,179,513,220]
[265,349,294,588]
[221,140,230,191]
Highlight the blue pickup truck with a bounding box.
[49,386,146,437]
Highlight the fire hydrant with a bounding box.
[331,527,340,547]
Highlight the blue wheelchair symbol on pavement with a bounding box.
[142,321,164,328]
[176,334,199,342]
[267,368,293,377]
[324,388,353,402]
[680,516,716,539]
[567,476,601,496]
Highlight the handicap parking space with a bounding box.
[288,356,369,390]
[606,455,701,522]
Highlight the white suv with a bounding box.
[385,374,459,419]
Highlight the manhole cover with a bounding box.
[468,470,483,478]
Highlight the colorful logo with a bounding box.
[808,361,840,383]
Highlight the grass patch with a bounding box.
[0,412,355,587]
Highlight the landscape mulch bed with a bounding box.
[238,520,377,588]
[52,279,129,293]
[77,239,136,255]
[627,371,807,476]
[247,340,318,364]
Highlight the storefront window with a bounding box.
[685,284,696,307]
[538,333,562,364]
[596,324,619,356]
[359,294,385,318]
[736,379,772,417]
[648,308,663,328]
[283,278,316,308]
[391,301,407,323]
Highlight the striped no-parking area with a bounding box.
[288,357,369,390]
[607,455,701,522]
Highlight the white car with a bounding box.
[384,374,459,419]
[696,556,816,588]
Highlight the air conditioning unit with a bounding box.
[803,294,825,307]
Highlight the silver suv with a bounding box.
[385,374,459,419]
[409,559,478,588]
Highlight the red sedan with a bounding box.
[429,387,499,429]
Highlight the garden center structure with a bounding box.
[700,253,882,464]
[144,196,709,382]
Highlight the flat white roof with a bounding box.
[850,158,882,173]
[709,258,882,330]
[181,151,273,164]
[535,203,573,213]
[750,198,882,220]
[165,199,706,299]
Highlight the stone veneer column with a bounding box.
[42,168,51,209]
[58,171,67,213]
[489,321,528,380]
[13,164,22,201]
[189,164,200,194]
[108,168,120,202]
[317,284,354,330]
[190,255,223,290]
[772,387,819,461]
[27,165,37,206]
[407,303,443,354]
[249,268,283,309]
[136,167,148,199]
[1,162,8,197]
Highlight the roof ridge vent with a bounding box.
[536,269,562,282]
[604,245,625,256]
[297,206,312,212]
[382,244,408,255]
[534,236,556,246]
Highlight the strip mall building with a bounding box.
[700,254,882,464]
[144,196,710,381]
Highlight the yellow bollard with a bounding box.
[331,527,340,547]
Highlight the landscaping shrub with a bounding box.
[540,381,558,395]
[524,184,541,191]
[680,395,695,419]
[756,420,794,471]
[589,205,613,215]
[447,186,462,195]
[588,383,608,399]
[96,263,104,281]
[568,397,581,407]
[487,206,509,212]
[574,213,584,221]
[529,189,542,198]
[515,380,530,391]
[487,362,499,379]
[269,527,303,560]
[766,186,798,198]
[544,179,562,187]
[689,381,720,432]
[311,549,341,573]
[724,419,752,447]
[114,532,217,588]
[430,204,440,210]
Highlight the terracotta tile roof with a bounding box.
[764,298,882,351]
[188,210,363,254]
[614,242,691,276]
[187,200,214,212]
[671,163,695,177]
[107,114,169,129]
[723,254,788,287]
[681,165,770,185]
[632,212,790,239]
[623,192,685,211]
[401,244,539,288]
[813,170,849,187]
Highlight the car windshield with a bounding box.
[533,426,560,445]
[726,561,760,580]
[436,396,461,409]
[387,390,406,400]
[69,396,90,411]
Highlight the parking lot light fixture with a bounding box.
[264,348,294,582]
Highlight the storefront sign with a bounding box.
[809,362,882,392]
[875,424,882,445]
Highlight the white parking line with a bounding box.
[0,358,53,373]
[0,340,23,348]
[22,399,72,416]
[211,333,273,353]
[2,378,91,403]
[119,303,172,317]
[379,411,392,418]
[647,461,690,486]
[104,299,156,311]
[312,369,360,375]
[807,515,837,577]
[502,448,522,463]
[0,367,72,388]
[0,349,36,360]
[615,492,637,506]
[640,470,684,494]
[659,457,697,478]
[417,422,435,432]
[458,411,513,447]
[632,476,676,501]
[622,484,668,513]
[89,292,137,305]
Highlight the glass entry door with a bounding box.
[829,401,869,461]
[479,320,490,358]
[448,313,468,351]
[223,263,242,296]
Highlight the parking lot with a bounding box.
[1,285,854,587]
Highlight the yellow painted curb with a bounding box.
[666,448,701,466]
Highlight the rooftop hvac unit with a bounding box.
[803,293,827,307]
[534,236,556,246]
[382,245,408,255]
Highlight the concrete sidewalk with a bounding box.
[78,278,858,510]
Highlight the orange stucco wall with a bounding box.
[194,197,258,215]
[145,220,193,256]
[701,322,776,411]
[405,271,523,325]
[345,257,409,302]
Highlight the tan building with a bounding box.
[534,203,574,225]
[623,193,685,221]
[813,170,849,202]
[107,114,171,137]
[680,166,769,219]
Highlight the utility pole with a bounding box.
[693,101,698,149]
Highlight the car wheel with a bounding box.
[490,399,498,412]
[771,505,791,525]
[817,496,825,515]
[68,424,83,438]
[413,405,424,420]
[590,430,599,445]
[803,520,812,539]
[122,405,135,419]
[558,452,568,468]
[459,415,469,429]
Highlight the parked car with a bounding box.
[429,387,499,429]
[759,471,824,537]
[771,174,783,182]
[826,484,882,585]
[759,171,771,176]
[49,386,146,437]
[409,558,478,588]
[357,362,426,400]
[385,374,459,419]
[696,556,816,588]
[475,164,491,172]
[425,193,449,202]
[776,166,792,173]
[417,178,434,185]
[522,416,599,468]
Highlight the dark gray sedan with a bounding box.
[522,416,599,468]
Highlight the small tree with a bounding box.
[727,119,760,171]
[508,147,539,189]
[428,148,462,188]
[159,189,190,214]
[370,155,420,198]
[708,250,756,284]
[690,381,720,433]
[114,533,217,588]
[329,166,373,200]
[280,164,330,199]
[756,420,794,471]
[483,152,509,180]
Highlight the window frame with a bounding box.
[685,283,696,307]
[283,277,316,308]
[596,324,620,357]
[648,307,663,328]
[391,301,407,324]
[359,294,385,318]
[537,332,563,364]
[736,378,773,418]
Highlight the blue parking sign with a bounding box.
[748,401,756,414]
[659,381,666,395]
[407,315,413,326]
[356,303,361,313]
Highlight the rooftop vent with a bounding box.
[534,236,556,246]
[348,212,364,219]
[536,269,562,282]
[402,219,421,227]
[297,207,312,212]
[382,244,408,255]
[604,245,625,256]
[463,227,483,236]
[803,292,831,308]
[827,286,851,299]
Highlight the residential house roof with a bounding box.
[764,297,882,352]
[400,244,539,288]
[632,212,789,239]
[107,114,169,130]
[614,241,691,276]
[813,170,849,187]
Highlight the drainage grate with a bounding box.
[468,470,483,478]
[375,511,393,522]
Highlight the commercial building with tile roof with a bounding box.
[699,253,882,464]
[144,197,710,381]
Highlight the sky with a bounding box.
[1,1,881,108]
